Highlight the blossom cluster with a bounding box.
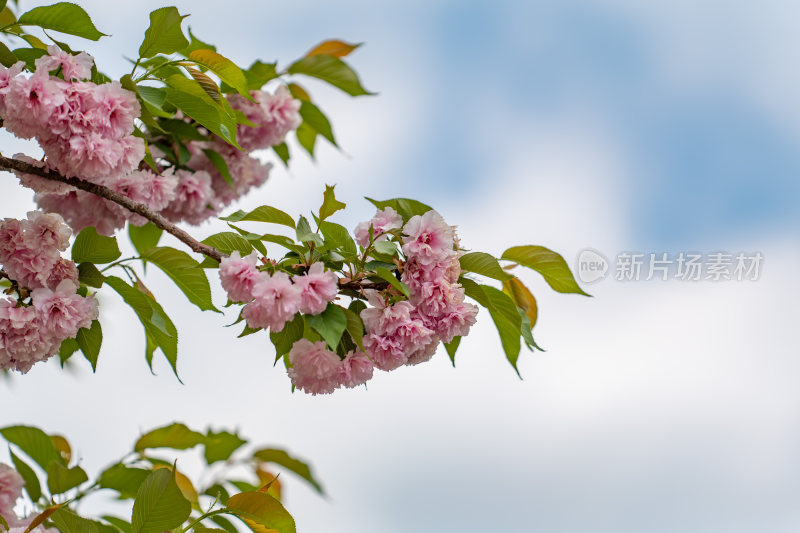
[0,213,98,373]
[0,463,55,532]
[0,46,301,235]
[217,208,477,395]
[362,209,478,369]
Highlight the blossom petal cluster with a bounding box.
[0,214,98,373]
[0,48,301,234]
[359,209,478,370]
[353,207,403,248]
[0,463,56,532]
[287,339,373,395]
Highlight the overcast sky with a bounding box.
[2,1,800,532]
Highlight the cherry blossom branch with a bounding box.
[0,154,394,294]
[0,153,226,262]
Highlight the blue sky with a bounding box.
[2,1,799,532]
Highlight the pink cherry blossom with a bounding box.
[401,210,456,265]
[46,258,79,291]
[338,350,374,388]
[32,280,98,341]
[287,339,342,395]
[354,207,403,248]
[36,190,127,236]
[294,263,338,315]
[0,463,23,527]
[227,86,301,150]
[12,154,72,195]
[3,72,66,140]
[362,333,407,371]
[219,251,262,303]
[161,170,218,225]
[242,271,301,332]
[0,299,53,373]
[24,211,71,251]
[34,45,93,80]
[86,80,140,138]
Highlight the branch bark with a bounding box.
[0,153,225,262]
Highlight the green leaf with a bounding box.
[0,41,18,67]
[9,448,41,502]
[225,492,296,533]
[141,247,218,312]
[319,220,357,258]
[102,516,133,533]
[295,216,323,247]
[72,227,121,264]
[138,7,189,58]
[105,276,179,379]
[59,337,79,366]
[365,197,432,222]
[179,27,215,55]
[158,118,207,140]
[459,252,513,282]
[201,232,253,257]
[244,60,277,90]
[75,320,102,371]
[299,101,336,146]
[188,49,250,99]
[483,285,523,374]
[288,54,373,96]
[77,262,105,288]
[319,184,346,221]
[220,206,295,228]
[164,75,238,147]
[252,448,324,494]
[0,425,65,470]
[204,430,246,464]
[305,304,346,351]
[272,142,289,166]
[129,223,163,255]
[501,245,590,296]
[98,464,151,499]
[374,267,410,298]
[270,314,304,362]
[46,462,88,495]
[202,148,233,186]
[444,336,461,366]
[209,515,238,533]
[131,468,191,533]
[17,2,106,41]
[295,122,317,157]
[343,308,364,351]
[135,423,205,452]
[50,508,100,533]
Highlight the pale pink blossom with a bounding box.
[35,45,93,80]
[46,258,79,290]
[337,350,374,388]
[401,210,456,265]
[227,86,300,150]
[161,170,218,225]
[219,251,261,303]
[0,61,24,116]
[405,340,439,366]
[0,463,23,527]
[0,299,53,373]
[111,170,178,225]
[36,190,127,236]
[24,211,71,251]
[204,145,272,206]
[3,72,65,139]
[242,271,300,332]
[354,207,403,248]
[294,263,338,315]
[32,280,97,341]
[86,81,140,138]
[362,334,407,371]
[287,339,342,395]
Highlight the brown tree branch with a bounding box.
[0,153,225,262]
